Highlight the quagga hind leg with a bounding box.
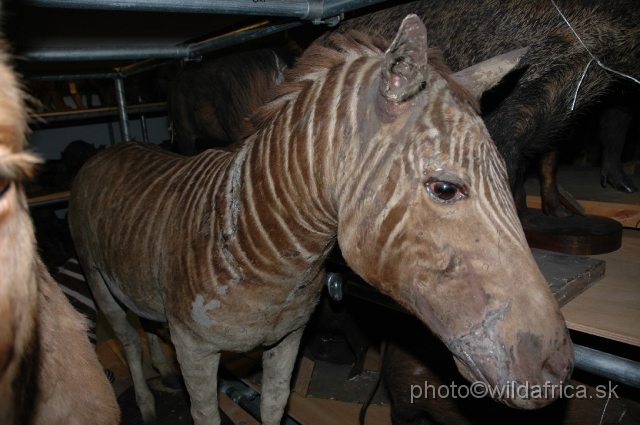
[260,327,304,425]
[80,262,156,423]
[144,330,183,389]
[169,322,222,425]
[140,318,183,390]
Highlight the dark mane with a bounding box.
[239,29,479,143]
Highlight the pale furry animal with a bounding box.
[0,20,119,425]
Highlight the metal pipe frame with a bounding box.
[26,72,120,81]
[113,77,131,142]
[24,59,175,79]
[30,103,167,123]
[140,114,149,143]
[28,194,70,208]
[24,0,385,21]
[20,19,303,62]
[574,344,640,390]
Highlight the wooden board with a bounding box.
[531,249,605,307]
[561,228,640,347]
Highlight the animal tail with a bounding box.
[359,339,387,425]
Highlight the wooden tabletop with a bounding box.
[561,228,640,347]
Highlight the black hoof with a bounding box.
[347,364,364,380]
[541,203,573,218]
[601,172,638,193]
[613,181,639,193]
[161,374,185,390]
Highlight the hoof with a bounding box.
[520,213,539,228]
[141,412,157,425]
[347,363,364,380]
[162,374,185,390]
[542,203,573,218]
[613,180,639,193]
[601,172,639,193]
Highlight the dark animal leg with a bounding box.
[359,340,385,425]
[539,150,573,218]
[139,318,183,390]
[332,304,369,379]
[600,104,638,193]
[513,168,539,227]
[513,177,528,217]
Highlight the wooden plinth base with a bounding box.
[523,209,623,255]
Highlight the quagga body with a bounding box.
[0,29,118,425]
[69,16,573,425]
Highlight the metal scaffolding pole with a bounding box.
[113,77,130,142]
[140,114,149,143]
[20,20,303,62]
[24,0,385,21]
[574,344,640,390]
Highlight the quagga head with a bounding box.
[335,15,573,408]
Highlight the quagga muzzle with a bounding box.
[69,15,573,425]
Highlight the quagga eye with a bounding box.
[426,180,466,203]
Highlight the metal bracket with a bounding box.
[184,55,203,63]
[325,272,344,301]
[312,15,341,27]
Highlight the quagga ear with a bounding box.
[380,14,429,103]
[451,47,530,99]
